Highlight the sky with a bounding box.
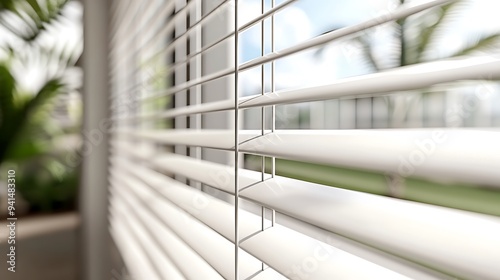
[237,0,500,96]
[1,0,499,98]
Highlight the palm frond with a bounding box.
[19,79,65,120]
[355,36,380,71]
[25,0,46,22]
[398,17,407,66]
[10,41,82,89]
[0,64,17,161]
[0,63,15,120]
[0,0,15,10]
[450,33,500,57]
[416,1,465,61]
[312,25,344,58]
[0,0,69,42]
[0,78,66,163]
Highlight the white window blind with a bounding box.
[106,0,500,279]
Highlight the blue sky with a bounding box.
[238,0,500,95]
[1,0,498,97]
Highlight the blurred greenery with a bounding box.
[317,0,500,127]
[246,156,500,216]
[0,0,80,214]
[0,0,69,42]
[142,61,171,129]
[332,0,500,71]
[365,0,500,125]
[277,0,500,216]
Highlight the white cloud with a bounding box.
[239,0,414,95]
[274,6,313,51]
[239,1,338,94]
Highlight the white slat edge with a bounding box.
[113,55,500,121]
[112,151,500,280]
[109,166,265,280]
[109,219,161,280]
[113,129,500,187]
[109,183,224,279]
[112,158,411,279]
[110,198,186,279]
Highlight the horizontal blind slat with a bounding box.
[112,150,500,279]
[109,219,162,280]
[109,163,265,280]
[135,0,457,103]
[109,180,224,279]
[112,55,500,118]
[240,176,500,280]
[113,129,500,186]
[110,196,186,279]
[238,0,454,72]
[240,227,411,280]
[112,157,413,280]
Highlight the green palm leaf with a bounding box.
[0,64,15,120]
[450,33,500,57]
[0,77,66,163]
[416,1,466,61]
[355,36,380,71]
[0,0,69,42]
[0,64,17,161]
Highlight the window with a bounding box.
[105,0,500,279]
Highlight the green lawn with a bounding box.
[246,156,500,216]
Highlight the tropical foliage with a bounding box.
[0,0,81,212]
[376,0,499,69]
[0,0,70,42]
[267,0,500,216]
[357,0,500,126]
